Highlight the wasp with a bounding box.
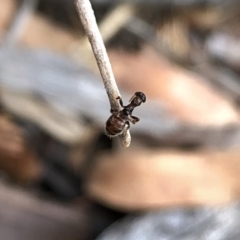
[105,92,146,137]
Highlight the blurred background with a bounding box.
[1,0,240,239]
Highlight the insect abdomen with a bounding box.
[105,115,125,136]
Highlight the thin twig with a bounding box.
[73,3,134,70]
[75,0,131,147]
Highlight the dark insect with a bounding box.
[105,92,146,137]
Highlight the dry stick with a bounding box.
[75,0,131,147]
[75,3,134,70]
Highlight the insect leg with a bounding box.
[110,108,118,114]
[128,115,140,124]
[126,121,130,130]
[121,121,130,136]
[116,96,124,108]
[131,116,140,122]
